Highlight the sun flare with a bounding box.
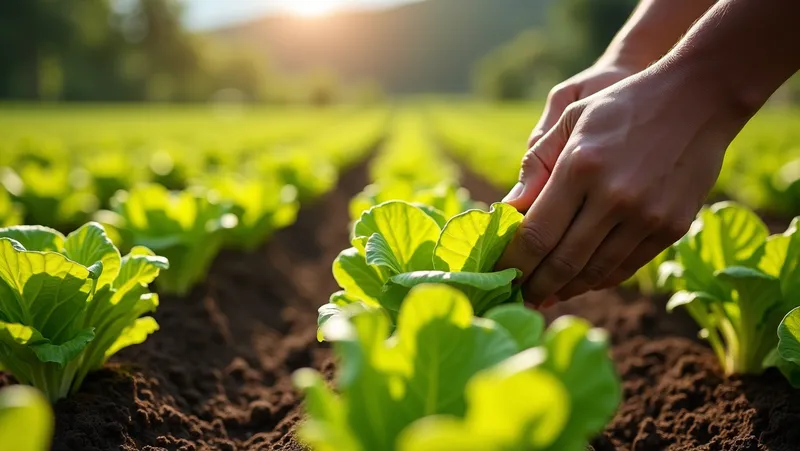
[278,0,343,18]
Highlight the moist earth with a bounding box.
[2,159,799,450]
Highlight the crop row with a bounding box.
[2,104,800,449]
[284,109,620,450]
[0,108,387,449]
[286,108,800,450]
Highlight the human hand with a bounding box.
[526,60,640,149]
[497,65,754,306]
[507,61,641,210]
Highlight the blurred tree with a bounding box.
[0,0,276,103]
[548,0,637,75]
[472,30,557,101]
[0,0,377,104]
[0,0,75,99]
[305,70,341,107]
[473,0,636,101]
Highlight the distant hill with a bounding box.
[211,0,554,93]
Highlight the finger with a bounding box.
[496,157,585,282]
[595,236,669,289]
[528,84,578,148]
[503,103,585,211]
[522,202,619,306]
[555,224,648,299]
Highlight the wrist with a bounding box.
[658,48,775,120]
[596,44,657,74]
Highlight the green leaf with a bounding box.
[365,233,404,275]
[0,322,93,366]
[63,222,121,289]
[777,218,800,297]
[381,268,521,316]
[777,308,800,387]
[399,366,569,451]
[110,184,232,295]
[333,247,385,304]
[104,316,159,359]
[539,316,621,451]
[676,203,769,299]
[298,284,524,451]
[354,201,440,272]
[665,290,716,312]
[0,385,54,451]
[485,304,544,350]
[414,204,448,229]
[706,202,770,267]
[0,239,96,342]
[113,246,170,295]
[293,368,363,451]
[0,226,64,252]
[434,202,523,272]
[317,291,373,342]
[0,322,95,401]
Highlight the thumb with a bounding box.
[528,85,576,149]
[503,103,583,211]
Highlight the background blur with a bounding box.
[1,0,800,231]
[0,0,679,103]
[3,0,799,103]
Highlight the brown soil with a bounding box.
[463,165,800,451]
[3,153,799,451]
[23,158,369,451]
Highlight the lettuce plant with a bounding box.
[0,385,53,451]
[198,174,299,251]
[663,202,800,375]
[320,201,524,337]
[101,184,236,295]
[0,187,22,227]
[256,153,337,202]
[296,284,620,451]
[82,152,140,209]
[1,164,97,229]
[0,222,168,402]
[349,182,484,223]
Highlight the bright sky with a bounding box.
[183,0,419,30]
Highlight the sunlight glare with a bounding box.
[278,0,343,18]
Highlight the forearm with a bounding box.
[660,0,800,115]
[600,0,717,69]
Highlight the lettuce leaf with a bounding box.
[102,184,231,295]
[0,385,53,451]
[323,201,524,334]
[665,203,800,376]
[0,222,168,402]
[296,284,620,451]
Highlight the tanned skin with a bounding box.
[498,0,800,306]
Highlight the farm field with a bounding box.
[2,102,800,451]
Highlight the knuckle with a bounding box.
[603,185,640,214]
[579,264,609,287]
[639,209,667,230]
[516,224,553,258]
[566,145,605,177]
[548,84,569,103]
[562,103,582,122]
[545,254,582,279]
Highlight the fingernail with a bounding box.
[502,182,525,203]
[540,298,558,309]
